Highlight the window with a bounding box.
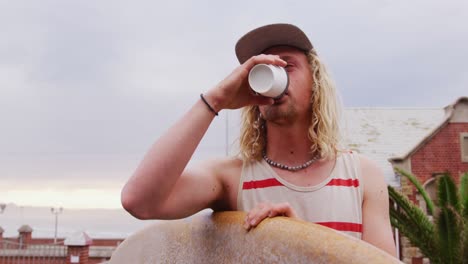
[461,133,468,162]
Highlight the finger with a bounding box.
[244,203,269,230]
[243,212,251,230]
[271,203,298,218]
[266,203,287,218]
[244,206,261,230]
[244,207,260,226]
[244,54,287,70]
[267,209,280,218]
[257,54,287,67]
[248,205,272,228]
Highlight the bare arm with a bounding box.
[121,100,217,219]
[121,55,287,220]
[360,155,397,257]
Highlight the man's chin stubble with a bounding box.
[263,104,296,124]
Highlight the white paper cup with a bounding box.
[248,64,289,98]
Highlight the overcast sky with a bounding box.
[1,0,467,209]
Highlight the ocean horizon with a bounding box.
[0,203,156,239]
[0,203,213,239]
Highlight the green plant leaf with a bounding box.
[460,172,468,220]
[436,206,462,264]
[460,173,468,264]
[389,204,438,260]
[395,167,435,215]
[388,186,433,231]
[390,169,468,264]
[438,173,461,213]
[388,186,438,260]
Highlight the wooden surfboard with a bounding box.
[109,211,402,263]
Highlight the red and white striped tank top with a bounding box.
[237,151,363,239]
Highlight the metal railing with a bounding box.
[0,240,67,264]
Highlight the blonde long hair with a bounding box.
[239,50,342,161]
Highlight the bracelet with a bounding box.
[200,93,218,116]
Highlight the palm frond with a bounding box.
[388,186,438,258]
[438,173,462,213]
[459,173,468,264]
[388,186,433,230]
[395,167,435,215]
[389,205,438,260]
[436,173,464,264]
[463,221,468,264]
[390,169,468,264]
[460,172,468,220]
[436,206,463,264]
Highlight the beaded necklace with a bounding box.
[262,151,319,171]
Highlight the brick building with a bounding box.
[0,225,124,264]
[339,96,467,263]
[389,97,468,263]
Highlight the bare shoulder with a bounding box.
[193,157,243,177]
[356,154,387,195]
[358,154,382,174]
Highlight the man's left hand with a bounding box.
[243,202,298,230]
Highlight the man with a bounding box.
[121,23,397,256]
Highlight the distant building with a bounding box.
[343,96,468,263]
[0,225,123,264]
[388,97,468,264]
[342,104,446,187]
